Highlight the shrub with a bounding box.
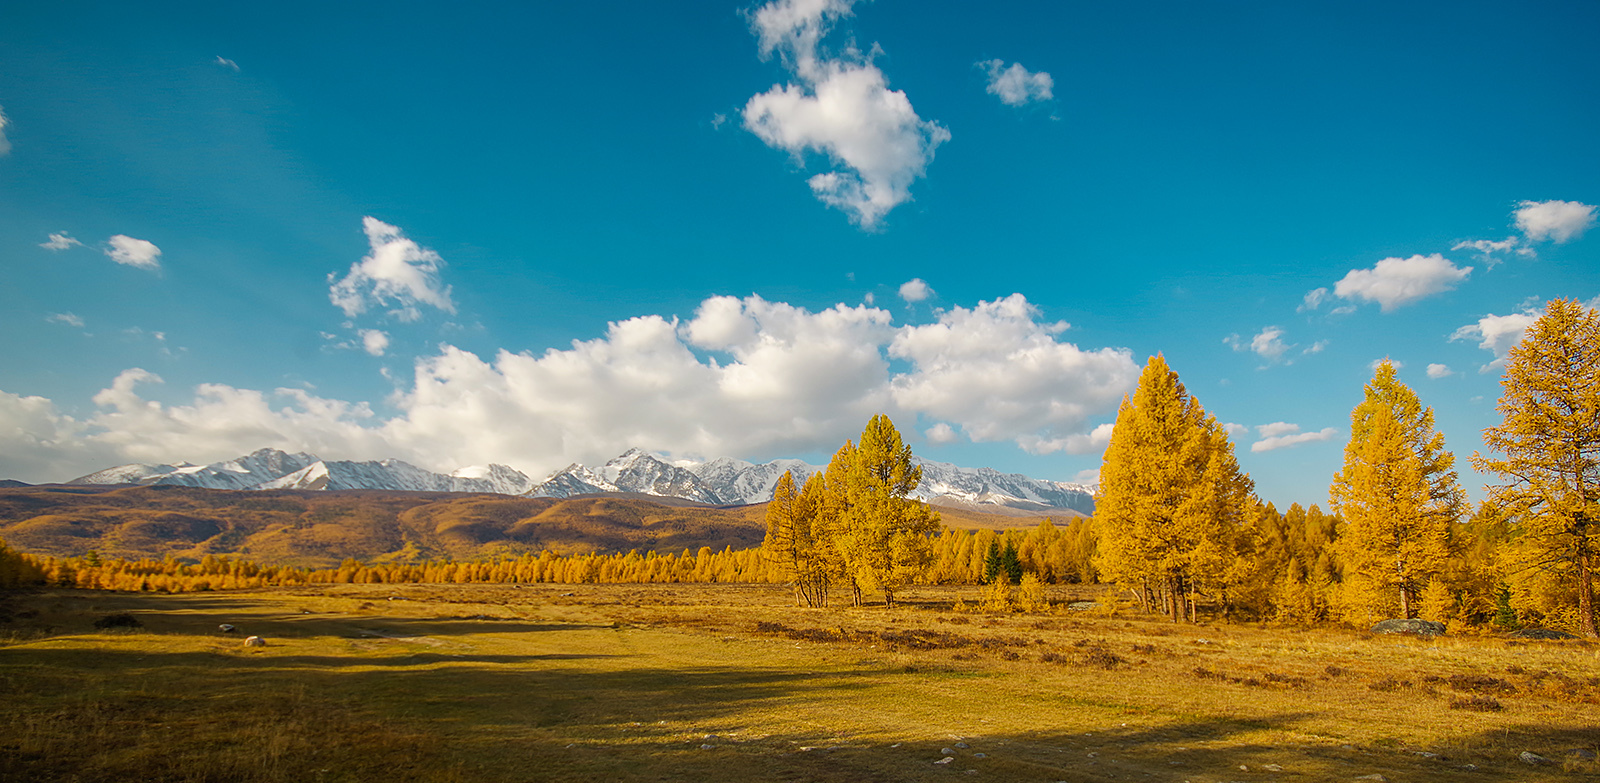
[93,613,142,630]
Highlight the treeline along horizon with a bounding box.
[4,300,1597,636]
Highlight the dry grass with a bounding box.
[1,583,1597,782]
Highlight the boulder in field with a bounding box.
[1370,619,1445,636]
[1510,628,1577,640]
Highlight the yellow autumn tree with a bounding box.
[834,414,942,608]
[1329,360,1460,623]
[761,470,833,607]
[1094,354,1257,621]
[1474,299,1600,637]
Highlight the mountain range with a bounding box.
[65,447,1095,514]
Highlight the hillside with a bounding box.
[0,486,767,568]
[0,485,1063,567]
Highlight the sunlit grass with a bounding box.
[2,583,1596,781]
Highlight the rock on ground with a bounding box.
[1370,619,1445,636]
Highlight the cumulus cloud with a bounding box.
[1250,423,1338,453]
[1332,254,1471,311]
[742,0,950,228]
[898,278,933,302]
[1304,340,1328,355]
[889,294,1137,454]
[1249,327,1291,361]
[46,312,85,328]
[979,59,1053,106]
[0,293,1139,482]
[41,232,82,251]
[105,235,162,270]
[0,371,394,483]
[359,329,390,357]
[1426,363,1453,379]
[1225,326,1293,363]
[1448,200,1595,265]
[924,422,958,444]
[1451,309,1541,372]
[329,217,456,321]
[214,56,240,72]
[1515,199,1596,244]
[0,105,10,156]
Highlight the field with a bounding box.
[2,583,1597,782]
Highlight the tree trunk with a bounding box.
[1579,546,1598,638]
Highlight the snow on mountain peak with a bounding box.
[61,446,1092,514]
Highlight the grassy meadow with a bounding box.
[2,583,1597,782]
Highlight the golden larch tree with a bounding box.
[835,414,942,608]
[1094,354,1256,621]
[1329,360,1460,622]
[1474,299,1600,637]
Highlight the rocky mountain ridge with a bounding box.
[66,447,1095,513]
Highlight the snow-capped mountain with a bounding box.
[911,458,1095,514]
[68,449,535,495]
[62,447,1094,514]
[679,456,823,505]
[149,449,320,490]
[525,449,722,503]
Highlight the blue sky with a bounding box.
[2,0,1597,508]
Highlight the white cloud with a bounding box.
[1299,287,1329,312]
[1223,422,1249,439]
[329,217,456,321]
[1250,424,1338,453]
[899,278,933,302]
[742,0,949,228]
[214,56,240,72]
[1303,340,1328,355]
[46,312,85,328]
[1226,326,1293,362]
[41,232,82,251]
[1514,199,1596,244]
[359,329,390,357]
[1451,309,1541,372]
[1070,467,1100,486]
[924,422,958,444]
[105,235,162,270]
[979,59,1053,106]
[1250,327,1291,361]
[0,293,1138,482]
[1255,421,1300,438]
[1369,358,1403,372]
[0,371,393,483]
[0,105,10,156]
[1426,363,1453,379]
[1333,253,1471,311]
[1452,236,1530,267]
[888,294,1136,454]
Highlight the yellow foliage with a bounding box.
[1475,299,1600,638]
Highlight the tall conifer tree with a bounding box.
[1329,360,1461,621]
[1094,355,1256,621]
[1475,299,1600,637]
